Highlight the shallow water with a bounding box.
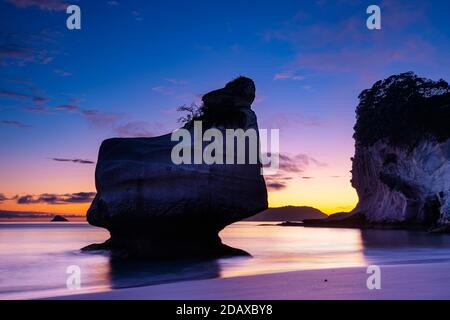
[1,222,450,299]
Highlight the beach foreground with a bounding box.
[54,262,450,300]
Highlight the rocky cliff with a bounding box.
[84,77,268,258]
[351,72,450,231]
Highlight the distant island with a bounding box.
[244,206,327,222]
[51,215,69,222]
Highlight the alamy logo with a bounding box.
[170,121,280,175]
[66,265,81,290]
[366,265,381,290]
[366,5,381,30]
[66,5,81,30]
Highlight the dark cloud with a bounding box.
[0,43,54,66]
[1,120,32,128]
[19,96,164,137]
[32,97,49,104]
[63,192,96,203]
[0,30,60,66]
[0,88,48,103]
[80,109,164,137]
[50,158,95,164]
[264,173,293,191]
[0,194,8,203]
[81,109,125,128]
[0,43,33,66]
[17,192,96,205]
[266,182,287,190]
[278,153,327,173]
[68,98,81,104]
[0,89,30,100]
[264,153,326,191]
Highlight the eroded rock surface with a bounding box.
[84,77,268,258]
[351,72,450,231]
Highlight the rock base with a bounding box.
[302,212,447,232]
[82,226,249,259]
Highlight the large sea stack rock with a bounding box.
[350,72,450,231]
[84,77,268,258]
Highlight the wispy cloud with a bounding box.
[152,86,175,96]
[260,112,324,129]
[54,69,72,77]
[262,0,438,84]
[6,0,68,11]
[0,30,60,66]
[17,192,96,205]
[132,10,143,22]
[265,153,327,191]
[274,72,305,81]
[32,97,49,104]
[37,102,163,137]
[80,109,124,128]
[1,120,32,128]
[0,194,8,203]
[50,158,95,164]
[0,43,54,66]
[26,106,50,113]
[0,89,31,100]
[265,181,288,191]
[0,88,48,104]
[164,78,187,85]
[55,104,78,112]
[113,121,163,138]
[279,153,327,172]
[152,78,191,98]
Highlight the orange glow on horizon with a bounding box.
[0,202,91,216]
[0,161,358,216]
[0,183,358,216]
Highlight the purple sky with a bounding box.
[1,0,450,214]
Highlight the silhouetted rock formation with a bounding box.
[306,73,450,231]
[51,215,68,222]
[84,77,268,258]
[245,206,326,221]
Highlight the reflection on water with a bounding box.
[0,223,111,299]
[107,259,221,289]
[360,229,450,265]
[1,222,450,299]
[218,223,366,277]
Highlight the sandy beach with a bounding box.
[54,262,450,300]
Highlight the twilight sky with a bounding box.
[1,0,450,215]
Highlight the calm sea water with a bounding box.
[1,221,450,299]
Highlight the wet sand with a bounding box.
[54,262,450,300]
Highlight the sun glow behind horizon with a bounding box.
[0,173,358,216]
